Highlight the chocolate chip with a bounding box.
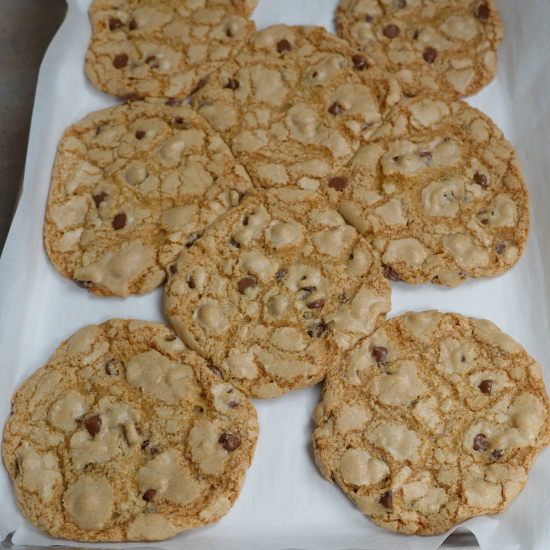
[228,401,239,409]
[239,277,257,294]
[149,446,160,455]
[120,93,141,102]
[186,233,202,248]
[473,434,487,451]
[141,440,149,450]
[85,416,101,436]
[383,265,401,282]
[423,47,437,63]
[379,491,393,512]
[243,216,249,226]
[143,490,156,502]
[372,346,389,363]
[226,27,233,37]
[74,279,92,289]
[396,0,406,8]
[476,2,489,19]
[365,15,373,22]
[146,55,157,64]
[352,55,368,70]
[93,191,108,207]
[473,173,488,188]
[219,433,240,452]
[481,219,488,225]
[192,78,207,94]
[276,270,287,281]
[328,102,343,116]
[277,39,292,52]
[229,238,240,248]
[490,449,503,460]
[169,264,177,275]
[112,213,127,230]
[129,19,137,30]
[302,286,316,293]
[308,323,326,338]
[109,18,123,31]
[307,299,325,309]
[135,130,146,139]
[113,53,129,69]
[496,244,506,254]
[166,98,182,106]
[208,365,223,378]
[412,29,419,40]
[419,151,432,161]
[187,276,195,289]
[105,359,120,376]
[383,25,399,38]
[136,427,142,435]
[479,379,493,395]
[224,78,240,90]
[328,177,347,191]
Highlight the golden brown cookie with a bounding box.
[312,311,550,535]
[336,0,503,100]
[164,188,392,399]
[44,99,252,297]
[191,24,402,190]
[322,97,529,286]
[85,0,258,100]
[2,319,258,542]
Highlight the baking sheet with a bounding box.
[1,0,550,548]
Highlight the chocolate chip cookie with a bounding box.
[2,319,258,542]
[44,99,252,297]
[323,97,529,286]
[312,310,550,535]
[336,0,503,100]
[164,188,392,399]
[191,24,402,191]
[85,0,258,100]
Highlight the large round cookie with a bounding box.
[336,0,503,100]
[323,97,529,287]
[2,320,258,542]
[44,99,252,297]
[312,310,550,535]
[85,0,258,100]
[191,25,402,191]
[164,188,392,399]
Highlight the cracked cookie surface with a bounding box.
[85,0,258,100]
[191,24,402,191]
[164,188,391,399]
[336,0,503,100]
[2,319,258,542]
[312,310,550,535]
[44,99,252,297]
[323,97,529,286]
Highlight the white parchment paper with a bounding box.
[1,0,550,548]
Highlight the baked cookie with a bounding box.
[323,97,529,287]
[312,310,550,535]
[44,99,252,297]
[2,319,258,542]
[191,25,402,190]
[336,0,503,100]
[164,188,392,399]
[85,0,258,100]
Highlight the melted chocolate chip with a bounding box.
[113,54,129,69]
[188,276,195,289]
[352,55,368,70]
[226,27,233,37]
[307,299,325,309]
[208,365,223,378]
[302,286,316,293]
[396,0,406,8]
[149,446,160,455]
[412,29,419,40]
[496,244,506,254]
[129,19,137,30]
[490,449,503,460]
[192,78,207,94]
[365,15,373,22]
[239,277,257,294]
[419,151,432,161]
[105,359,121,376]
[186,233,202,248]
[379,491,393,512]
[224,78,240,90]
[135,130,146,140]
[109,18,123,31]
[476,2,489,19]
[166,98,182,106]
[243,216,249,226]
[174,117,184,126]
[143,490,156,502]
[219,433,241,452]
[473,434,487,451]
[383,25,399,38]
[473,173,488,188]
[479,379,493,395]
[146,55,157,66]
[169,264,177,275]
[74,279,92,289]
[328,102,343,116]
[276,270,287,281]
[85,416,101,436]
[277,39,292,52]
[383,265,401,282]
[372,346,389,363]
[112,213,127,230]
[308,323,326,338]
[120,93,141,102]
[228,401,239,409]
[230,238,240,248]
[423,47,437,63]
[328,177,347,191]
[93,191,108,207]
[141,440,149,450]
